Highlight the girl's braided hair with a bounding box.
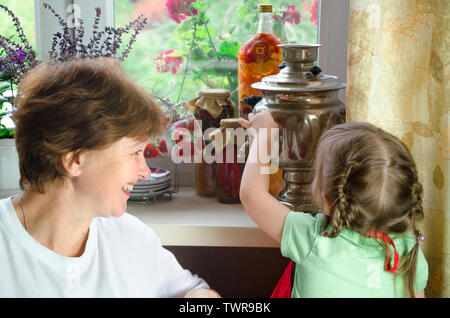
[312,122,424,297]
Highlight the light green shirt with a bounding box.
[281,211,428,298]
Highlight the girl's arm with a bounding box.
[238,112,290,244]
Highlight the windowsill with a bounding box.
[0,187,278,248]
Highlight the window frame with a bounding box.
[34,0,114,60]
[34,0,350,185]
[317,0,350,102]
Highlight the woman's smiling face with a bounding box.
[72,137,151,218]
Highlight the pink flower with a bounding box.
[153,49,183,74]
[273,5,301,25]
[166,0,199,24]
[310,0,318,26]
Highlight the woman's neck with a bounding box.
[12,186,93,258]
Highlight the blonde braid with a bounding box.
[410,178,424,222]
[323,163,356,238]
[394,174,425,297]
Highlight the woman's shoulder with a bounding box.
[95,212,144,227]
[93,212,159,243]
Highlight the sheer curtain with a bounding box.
[346,0,449,297]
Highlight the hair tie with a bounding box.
[418,234,425,243]
[366,231,399,273]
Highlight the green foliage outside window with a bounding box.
[115,0,318,106]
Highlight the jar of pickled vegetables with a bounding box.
[187,89,235,197]
[210,118,248,204]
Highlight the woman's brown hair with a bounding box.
[312,122,424,297]
[13,57,166,193]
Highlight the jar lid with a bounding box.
[210,119,247,152]
[187,88,234,119]
[259,4,272,13]
[198,88,231,99]
[219,118,243,128]
[251,44,346,93]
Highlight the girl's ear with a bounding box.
[62,150,85,177]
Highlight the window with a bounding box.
[32,0,349,105]
[0,0,36,48]
[29,0,349,184]
[114,0,319,106]
[0,0,35,130]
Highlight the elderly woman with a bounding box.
[0,57,219,297]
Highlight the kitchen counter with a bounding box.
[0,187,278,247]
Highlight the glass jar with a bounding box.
[269,167,284,197]
[187,89,235,197]
[211,118,248,204]
[194,162,217,197]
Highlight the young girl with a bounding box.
[238,111,428,298]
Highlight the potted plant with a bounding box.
[0,3,38,190]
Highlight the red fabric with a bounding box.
[270,260,294,298]
[366,231,399,273]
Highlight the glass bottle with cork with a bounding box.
[237,3,283,117]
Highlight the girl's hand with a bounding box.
[238,111,279,131]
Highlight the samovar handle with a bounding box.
[306,66,322,80]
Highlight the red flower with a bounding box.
[154,49,183,74]
[157,139,168,154]
[144,143,159,158]
[166,0,199,24]
[310,0,318,26]
[273,5,301,25]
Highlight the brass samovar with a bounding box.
[252,44,346,213]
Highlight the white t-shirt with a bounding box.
[0,196,209,297]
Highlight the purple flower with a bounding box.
[11,49,26,64]
[0,56,7,71]
[42,2,147,62]
[15,49,25,60]
[0,4,38,84]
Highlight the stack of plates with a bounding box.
[129,167,172,202]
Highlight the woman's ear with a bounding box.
[62,150,84,177]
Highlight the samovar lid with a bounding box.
[251,44,346,92]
